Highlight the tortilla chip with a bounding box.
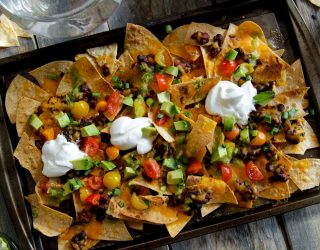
[25,194,73,237]
[29,61,72,85]
[14,132,43,182]
[87,43,118,73]
[185,115,217,161]
[0,14,19,47]
[5,75,48,124]
[72,56,103,83]
[9,19,33,38]
[201,203,222,217]
[87,78,114,99]
[35,177,61,207]
[56,71,73,96]
[16,96,41,137]
[271,87,309,119]
[58,238,99,250]
[275,118,320,155]
[128,176,172,195]
[153,123,174,143]
[166,212,192,238]
[125,23,173,66]
[237,21,267,43]
[289,158,320,190]
[288,179,299,194]
[171,77,220,108]
[274,49,285,57]
[258,181,290,200]
[125,221,143,231]
[58,217,132,243]
[200,46,215,78]
[184,22,226,46]
[186,176,238,205]
[102,93,124,121]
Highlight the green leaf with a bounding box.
[253,91,275,106]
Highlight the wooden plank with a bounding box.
[171,218,288,250]
[107,0,214,29]
[282,204,320,250]
[36,21,110,48]
[295,0,320,54]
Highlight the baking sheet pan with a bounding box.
[0,0,319,249]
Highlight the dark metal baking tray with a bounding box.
[0,0,320,249]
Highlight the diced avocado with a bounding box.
[112,188,121,196]
[225,142,236,159]
[164,66,179,77]
[157,91,170,103]
[163,157,177,170]
[167,169,184,185]
[29,113,43,130]
[63,178,83,196]
[101,160,116,171]
[55,112,70,128]
[174,120,190,131]
[233,65,246,80]
[146,98,154,107]
[124,167,137,180]
[71,157,93,171]
[160,101,174,116]
[175,183,185,195]
[47,187,64,198]
[240,127,250,144]
[250,129,258,137]
[171,104,180,115]
[223,115,235,131]
[134,95,147,117]
[122,96,134,107]
[211,145,227,163]
[80,124,100,137]
[142,126,158,138]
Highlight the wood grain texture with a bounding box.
[171,218,287,250]
[107,0,214,29]
[295,0,320,54]
[282,204,320,250]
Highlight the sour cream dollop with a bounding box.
[110,116,156,154]
[42,134,87,177]
[205,80,257,125]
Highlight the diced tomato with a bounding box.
[85,193,101,206]
[82,137,100,157]
[39,177,50,193]
[186,159,202,175]
[88,175,104,190]
[143,158,161,179]
[155,73,169,91]
[106,91,121,115]
[219,58,238,78]
[220,163,232,182]
[154,109,168,126]
[245,161,264,181]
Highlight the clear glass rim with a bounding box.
[0,0,103,22]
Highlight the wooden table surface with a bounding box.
[0,0,319,249]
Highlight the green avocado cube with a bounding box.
[157,91,170,103]
[167,169,184,185]
[55,112,70,128]
[163,157,177,170]
[100,160,116,171]
[211,145,227,163]
[160,101,174,116]
[71,157,93,171]
[142,126,158,138]
[29,113,43,130]
[80,124,100,137]
[124,167,137,180]
[240,127,250,144]
[63,178,83,196]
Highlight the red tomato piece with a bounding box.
[186,159,202,175]
[155,73,169,91]
[88,175,104,190]
[85,193,101,206]
[219,58,238,77]
[220,163,232,182]
[82,137,100,157]
[154,109,168,126]
[106,91,121,115]
[143,158,161,179]
[245,161,264,181]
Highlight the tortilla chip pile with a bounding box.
[5,21,320,249]
[0,14,32,47]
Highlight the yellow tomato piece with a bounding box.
[79,187,93,202]
[250,130,267,146]
[95,100,107,112]
[106,146,120,160]
[41,127,55,141]
[103,170,121,190]
[130,192,148,210]
[71,100,90,120]
[155,50,167,67]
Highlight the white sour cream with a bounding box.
[205,80,257,125]
[110,116,156,154]
[42,134,87,177]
